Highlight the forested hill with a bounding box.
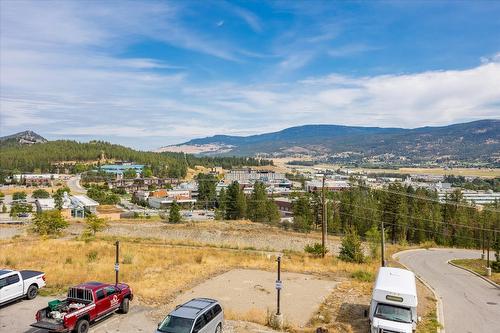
[160,119,500,165]
[0,139,272,178]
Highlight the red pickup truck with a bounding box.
[31,281,133,333]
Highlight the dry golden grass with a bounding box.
[0,185,65,195]
[0,236,382,306]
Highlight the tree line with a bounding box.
[0,140,273,181]
[291,182,499,249]
[196,173,280,223]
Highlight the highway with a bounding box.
[397,249,500,333]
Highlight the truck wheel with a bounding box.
[26,284,38,300]
[119,297,130,314]
[75,319,89,333]
[215,323,222,333]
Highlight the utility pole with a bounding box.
[381,220,386,267]
[321,174,327,258]
[115,241,120,286]
[482,229,485,260]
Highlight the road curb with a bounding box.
[447,260,500,289]
[393,250,445,333]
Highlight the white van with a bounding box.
[369,267,419,333]
[157,298,223,333]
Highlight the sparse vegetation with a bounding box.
[304,243,328,257]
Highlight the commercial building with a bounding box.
[100,164,144,176]
[305,180,350,192]
[225,169,285,183]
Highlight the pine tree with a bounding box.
[339,226,364,263]
[168,201,182,223]
[216,187,227,220]
[225,182,246,220]
[248,182,268,222]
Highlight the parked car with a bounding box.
[0,269,46,304]
[369,267,420,333]
[17,212,30,218]
[157,298,223,333]
[31,281,133,333]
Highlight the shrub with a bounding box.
[351,270,374,282]
[86,250,98,262]
[12,191,27,201]
[32,189,50,199]
[304,243,328,257]
[122,253,134,265]
[339,226,364,263]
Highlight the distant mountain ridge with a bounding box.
[158,120,500,166]
[0,130,47,145]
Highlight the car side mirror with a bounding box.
[363,309,368,318]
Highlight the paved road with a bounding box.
[0,296,156,333]
[67,175,86,194]
[397,249,500,333]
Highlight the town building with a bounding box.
[225,168,285,184]
[305,180,350,192]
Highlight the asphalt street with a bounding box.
[397,248,500,333]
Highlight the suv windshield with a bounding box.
[158,315,194,333]
[375,303,412,323]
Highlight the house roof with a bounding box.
[71,195,99,207]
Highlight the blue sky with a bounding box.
[1,0,499,150]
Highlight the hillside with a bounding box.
[159,120,500,166]
[0,138,271,180]
[0,130,47,146]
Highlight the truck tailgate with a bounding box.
[30,321,67,332]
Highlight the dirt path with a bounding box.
[156,269,338,328]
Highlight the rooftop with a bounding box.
[374,267,416,296]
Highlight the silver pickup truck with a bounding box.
[0,269,46,305]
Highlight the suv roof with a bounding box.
[171,298,218,319]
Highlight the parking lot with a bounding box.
[0,296,157,333]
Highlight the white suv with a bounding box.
[157,298,223,333]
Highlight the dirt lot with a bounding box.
[158,269,338,327]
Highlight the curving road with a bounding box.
[397,249,500,333]
[66,174,86,194]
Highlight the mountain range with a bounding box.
[158,119,500,166]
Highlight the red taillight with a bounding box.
[42,275,46,281]
[36,311,40,321]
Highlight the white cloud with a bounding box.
[0,1,499,149]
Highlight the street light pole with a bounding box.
[381,220,386,267]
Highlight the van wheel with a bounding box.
[119,298,130,314]
[75,319,89,333]
[26,284,38,300]
[215,323,222,333]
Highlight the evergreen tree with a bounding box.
[339,226,364,263]
[292,194,313,232]
[216,187,227,220]
[247,182,268,222]
[225,182,246,220]
[197,173,218,209]
[168,201,182,223]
